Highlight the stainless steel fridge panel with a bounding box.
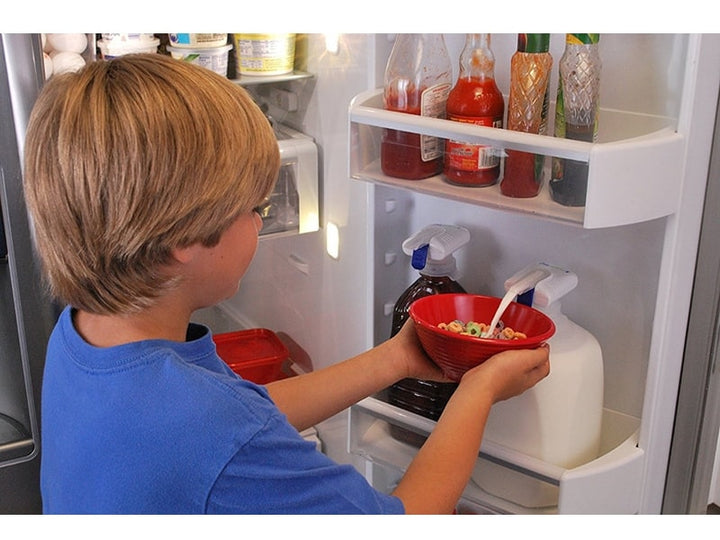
[0,33,56,513]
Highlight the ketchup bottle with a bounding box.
[381,34,452,180]
[444,34,504,187]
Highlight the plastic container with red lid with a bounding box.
[213,328,290,384]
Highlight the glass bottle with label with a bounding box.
[550,34,602,207]
[501,33,553,198]
[381,34,452,180]
[443,34,505,187]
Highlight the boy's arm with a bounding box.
[391,347,549,513]
[264,333,416,431]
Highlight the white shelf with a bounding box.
[349,89,685,229]
[232,71,313,86]
[349,397,644,514]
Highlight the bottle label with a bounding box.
[446,114,502,170]
[419,82,451,161]
[567,34,600,45]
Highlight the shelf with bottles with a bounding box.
[349,396,643,514]
[349,88,684,229]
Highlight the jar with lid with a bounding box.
[443,34,505,187]
[550,34,602,207]
[501,34,553,198]
[381,34,452,180]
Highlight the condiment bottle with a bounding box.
[501,34,553,198]
[388,224,470,446]
[381,34,452,180]
[443,34,505,187]
[550,34,602,207]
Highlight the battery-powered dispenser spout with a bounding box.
[402,224,471,279]
[504,262,579,316]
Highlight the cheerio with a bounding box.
[233,33,296,76]
[169,33,228,48]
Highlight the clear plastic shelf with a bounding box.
[349,397,644,514]
[349,89,685,229]
[232,71,313,86]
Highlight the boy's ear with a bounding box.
[171,243,202,265]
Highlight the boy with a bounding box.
[23,53,549,514]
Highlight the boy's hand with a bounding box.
[390,319,453,383]
[459,344,550,404]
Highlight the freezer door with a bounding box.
[0,33,57,512]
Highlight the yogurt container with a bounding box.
[101,33,156,43]
[169,33,228,48]
[167,44,232,76]
[97,37,159,59]
[233,33,296,76]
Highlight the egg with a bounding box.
[51,51,86,75]
[43,52,53,79]
[47,33,87,54]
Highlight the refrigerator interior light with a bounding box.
[326,221,340,260]
[324,34,340,55]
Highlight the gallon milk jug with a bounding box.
[471,263,604,508]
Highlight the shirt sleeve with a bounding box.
[206,413,405,514]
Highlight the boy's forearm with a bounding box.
[265,339,407,431]
[392,384,493,514]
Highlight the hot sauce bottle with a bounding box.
[501,33,553,198]
[381,34,452,180]
[550,34,602,207]
[443,34,505,187]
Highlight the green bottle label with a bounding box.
[567,34,600,45]
[517,33,550,53]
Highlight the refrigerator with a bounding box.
[2,32,720,514]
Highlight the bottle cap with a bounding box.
[517,34,550,53]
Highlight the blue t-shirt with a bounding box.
[40,306,404,514]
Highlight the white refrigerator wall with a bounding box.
[217,35,384,372]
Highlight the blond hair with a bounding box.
[23,54,280,314]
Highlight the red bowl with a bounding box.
[409,294,555,381]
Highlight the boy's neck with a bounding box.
[73,303,192,347]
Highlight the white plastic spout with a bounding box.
[401,224,470,274]
[482,263,565,338]
[505,262,578,308]
[482,265,551,338]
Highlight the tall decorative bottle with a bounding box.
[550,34,602,207]
[443,34,505,187]
[381,34,452,180]
[501,34,553,198]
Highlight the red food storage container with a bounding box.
[213,328,290,384]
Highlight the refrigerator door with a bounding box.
[663,84,720,514]
[0,33,56,513]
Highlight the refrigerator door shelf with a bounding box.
[349,88,684,230]
[257,124,319,239]
[348,396,643,514]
